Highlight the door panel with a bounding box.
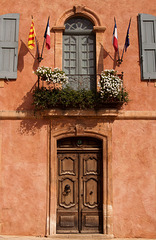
[57,139,102,234]
[80,153,103,233]
[57,153,78,233]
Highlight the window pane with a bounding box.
[64,45,70,51]
[70,60,76,67]
[89,60,94,67]
[82,67,88,74]
[64,59,70,67]
[89,52,94,59]
[70,67,76,74]
[64,52,70,59]
[82,44,87,51]
[71,45,76,51]
[88,37,94,44]
[64,67,70,74]
[82,60,87,67]
[82,52,87,59]
[89,44,94,51]
[64,17,94,31]
[70,52,76,59]
[89,68,94,75]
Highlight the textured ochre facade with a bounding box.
[0,0,156,238]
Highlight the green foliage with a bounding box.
[32,86,129,110]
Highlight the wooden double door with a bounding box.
[57,137,103,234]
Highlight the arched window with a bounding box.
[63,17,96,90]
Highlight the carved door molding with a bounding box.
[57,141,103,233]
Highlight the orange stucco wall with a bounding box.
[0,0,156,111]
[112,120,156,238]
[0,0,156,237]
[0,120,49,235]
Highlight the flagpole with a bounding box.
[35,36,40,61]
[40,16,50,61]
[121,47,125,62]
[40,38,45,61]
[117,47,120,63]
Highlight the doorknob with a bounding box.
[63,184,71,195]
[81,193,83,197]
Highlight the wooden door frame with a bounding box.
[47,123,113,238]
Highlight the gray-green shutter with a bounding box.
[0,13,20,79]
[138,13,156,80]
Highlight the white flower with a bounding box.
[99,69,123,99]
[34,66,68,85]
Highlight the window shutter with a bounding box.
[0,13,20,79]
[138,13,156,80]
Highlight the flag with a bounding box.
[28,19,36,49]
[44,18,50,50]
[112,18,118,52]
[124,18,131,52]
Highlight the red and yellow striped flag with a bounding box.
[28,19,36,49]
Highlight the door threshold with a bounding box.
[48,234,114,239]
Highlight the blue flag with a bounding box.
[124,18,131,51]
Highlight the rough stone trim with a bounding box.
[0,110,156,120]
[55,5,101,27]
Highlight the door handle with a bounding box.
[81,193,83,197]
[63,184,71,195]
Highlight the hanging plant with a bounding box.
[99,69,128,102]
[34,66,68,84]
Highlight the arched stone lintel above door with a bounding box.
[48,121,113,237]
[55,5,102,27]
[52,5,106,75]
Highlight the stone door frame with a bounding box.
[47,122,114,238]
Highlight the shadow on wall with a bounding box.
[16,80,47,135]
[18,40,39,72]
[16,81,38,111]
[16,80,50,135]
[99,44,119,70]
[17,39,41,111]
[17,118,50,136]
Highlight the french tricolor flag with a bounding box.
[44,18,50,50]
[112,19,118,52]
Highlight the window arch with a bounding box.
[63,17,96,90]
